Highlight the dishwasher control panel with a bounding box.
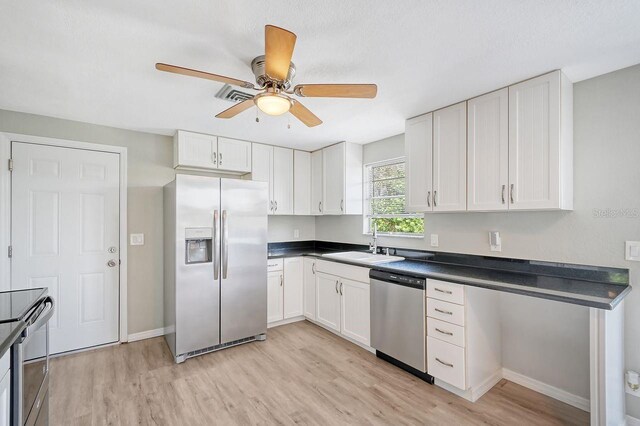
[369,270,425,289]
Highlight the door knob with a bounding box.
[107,260,118,267]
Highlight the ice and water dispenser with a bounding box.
[184,227,213,264]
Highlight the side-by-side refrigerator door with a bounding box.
[220,179,268,343]
[175,175,221,355]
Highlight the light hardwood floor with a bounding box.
[50,321,589,425]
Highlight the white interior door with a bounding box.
[11,142,120,354]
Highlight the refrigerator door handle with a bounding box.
[213,209,220,279]
[222,210,229,279]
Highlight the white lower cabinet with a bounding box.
[315,261,371,347]
[426,279,501,402]
[0,351,10,426]
[267,270,284,323]
[316,272,341,332]
[283,257,303,319]
[339,278,370,346]
[268,257,304,324]
[303,258,317,320]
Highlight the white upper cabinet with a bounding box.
[433,102,467,212]
[217,137,252,173]
[273,147,294,215]
[251,144,293,215]
[293,150,311,215]
[508,70,573,210]
[467,88,509,211]
[323,142,363,215]
[174,131,217,169]
[174,130,251,174]
[405,113,433,212]
[251,143,274,213]
[310,150,323,215]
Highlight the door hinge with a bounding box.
[8,159,13,172]
[7,246,12,258]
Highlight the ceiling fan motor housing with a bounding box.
[251,55,296,90]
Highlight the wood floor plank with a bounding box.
[49,320,589,426]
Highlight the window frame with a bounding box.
[362,157,424,238]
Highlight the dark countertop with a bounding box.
[0,320,25,358]
[268,241,631,310]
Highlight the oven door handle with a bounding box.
[24,297,54,339]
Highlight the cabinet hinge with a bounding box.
[7,246,12,258]
[8,159,13,172]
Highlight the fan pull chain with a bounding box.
[287,116,291,129]
[255,108,260,123]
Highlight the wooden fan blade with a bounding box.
[216,98,255,119]
[289,100,322,127]
[265,25,297,81]
[293,84,377,98]
[156,63,256,89]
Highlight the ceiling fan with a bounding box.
[155,25,377,127]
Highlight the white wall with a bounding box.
[268,216,316,242]
[317,63,640,415]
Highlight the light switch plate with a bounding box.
[430,234,439,247]
[490,231,502,252]
[626,241,640,261]
[130,233,144,246]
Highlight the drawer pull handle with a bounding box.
[435,328,453,336]
[434,287,452,295]
[434,308,453,315]
[436,358,454,368]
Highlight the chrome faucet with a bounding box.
[369,223,378,254]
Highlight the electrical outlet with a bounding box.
[626,241,640,261]
[293,229,300,239]
[490,231,501,252]
[130,233,144,246]
[627,370,640,397]
[430,234,439,247]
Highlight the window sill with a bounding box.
[363,233,424,239]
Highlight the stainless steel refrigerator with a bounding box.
[163,174,268,363]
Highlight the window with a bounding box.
[364,158,424,237]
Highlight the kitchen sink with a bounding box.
[322,251,404,264]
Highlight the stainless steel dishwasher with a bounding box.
[370,270,433,383]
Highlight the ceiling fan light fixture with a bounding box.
[254,92,292,116]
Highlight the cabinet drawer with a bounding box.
[427,279,464,305]
[427,336,466,390]
[427,317,465,348]
[267,259,283,272]
[427,298,465,326]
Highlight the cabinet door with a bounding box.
[267,271,283,323]
[340,278,370,346]
[217,137,252,173]
[293,150,311,215]
[251,143,274,213]
[433,102,467,212]
[509,71,561,210]
[0,369,9,426]
[467,89,509,211]
[303,258,316,319]
[405,113,433,212]
[310,150,323,215]
[273,147,294,215]
[283,257,304,319]
[322,143,345,215]
[316,272,341,332]
[175,131,217,169]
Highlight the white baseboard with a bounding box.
[435,369,502,402]
[502,368,590,412]
[127,327,166,342]
[267,316,306,328]
[627,415,640,426]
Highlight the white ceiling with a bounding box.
[1,1,639,151]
